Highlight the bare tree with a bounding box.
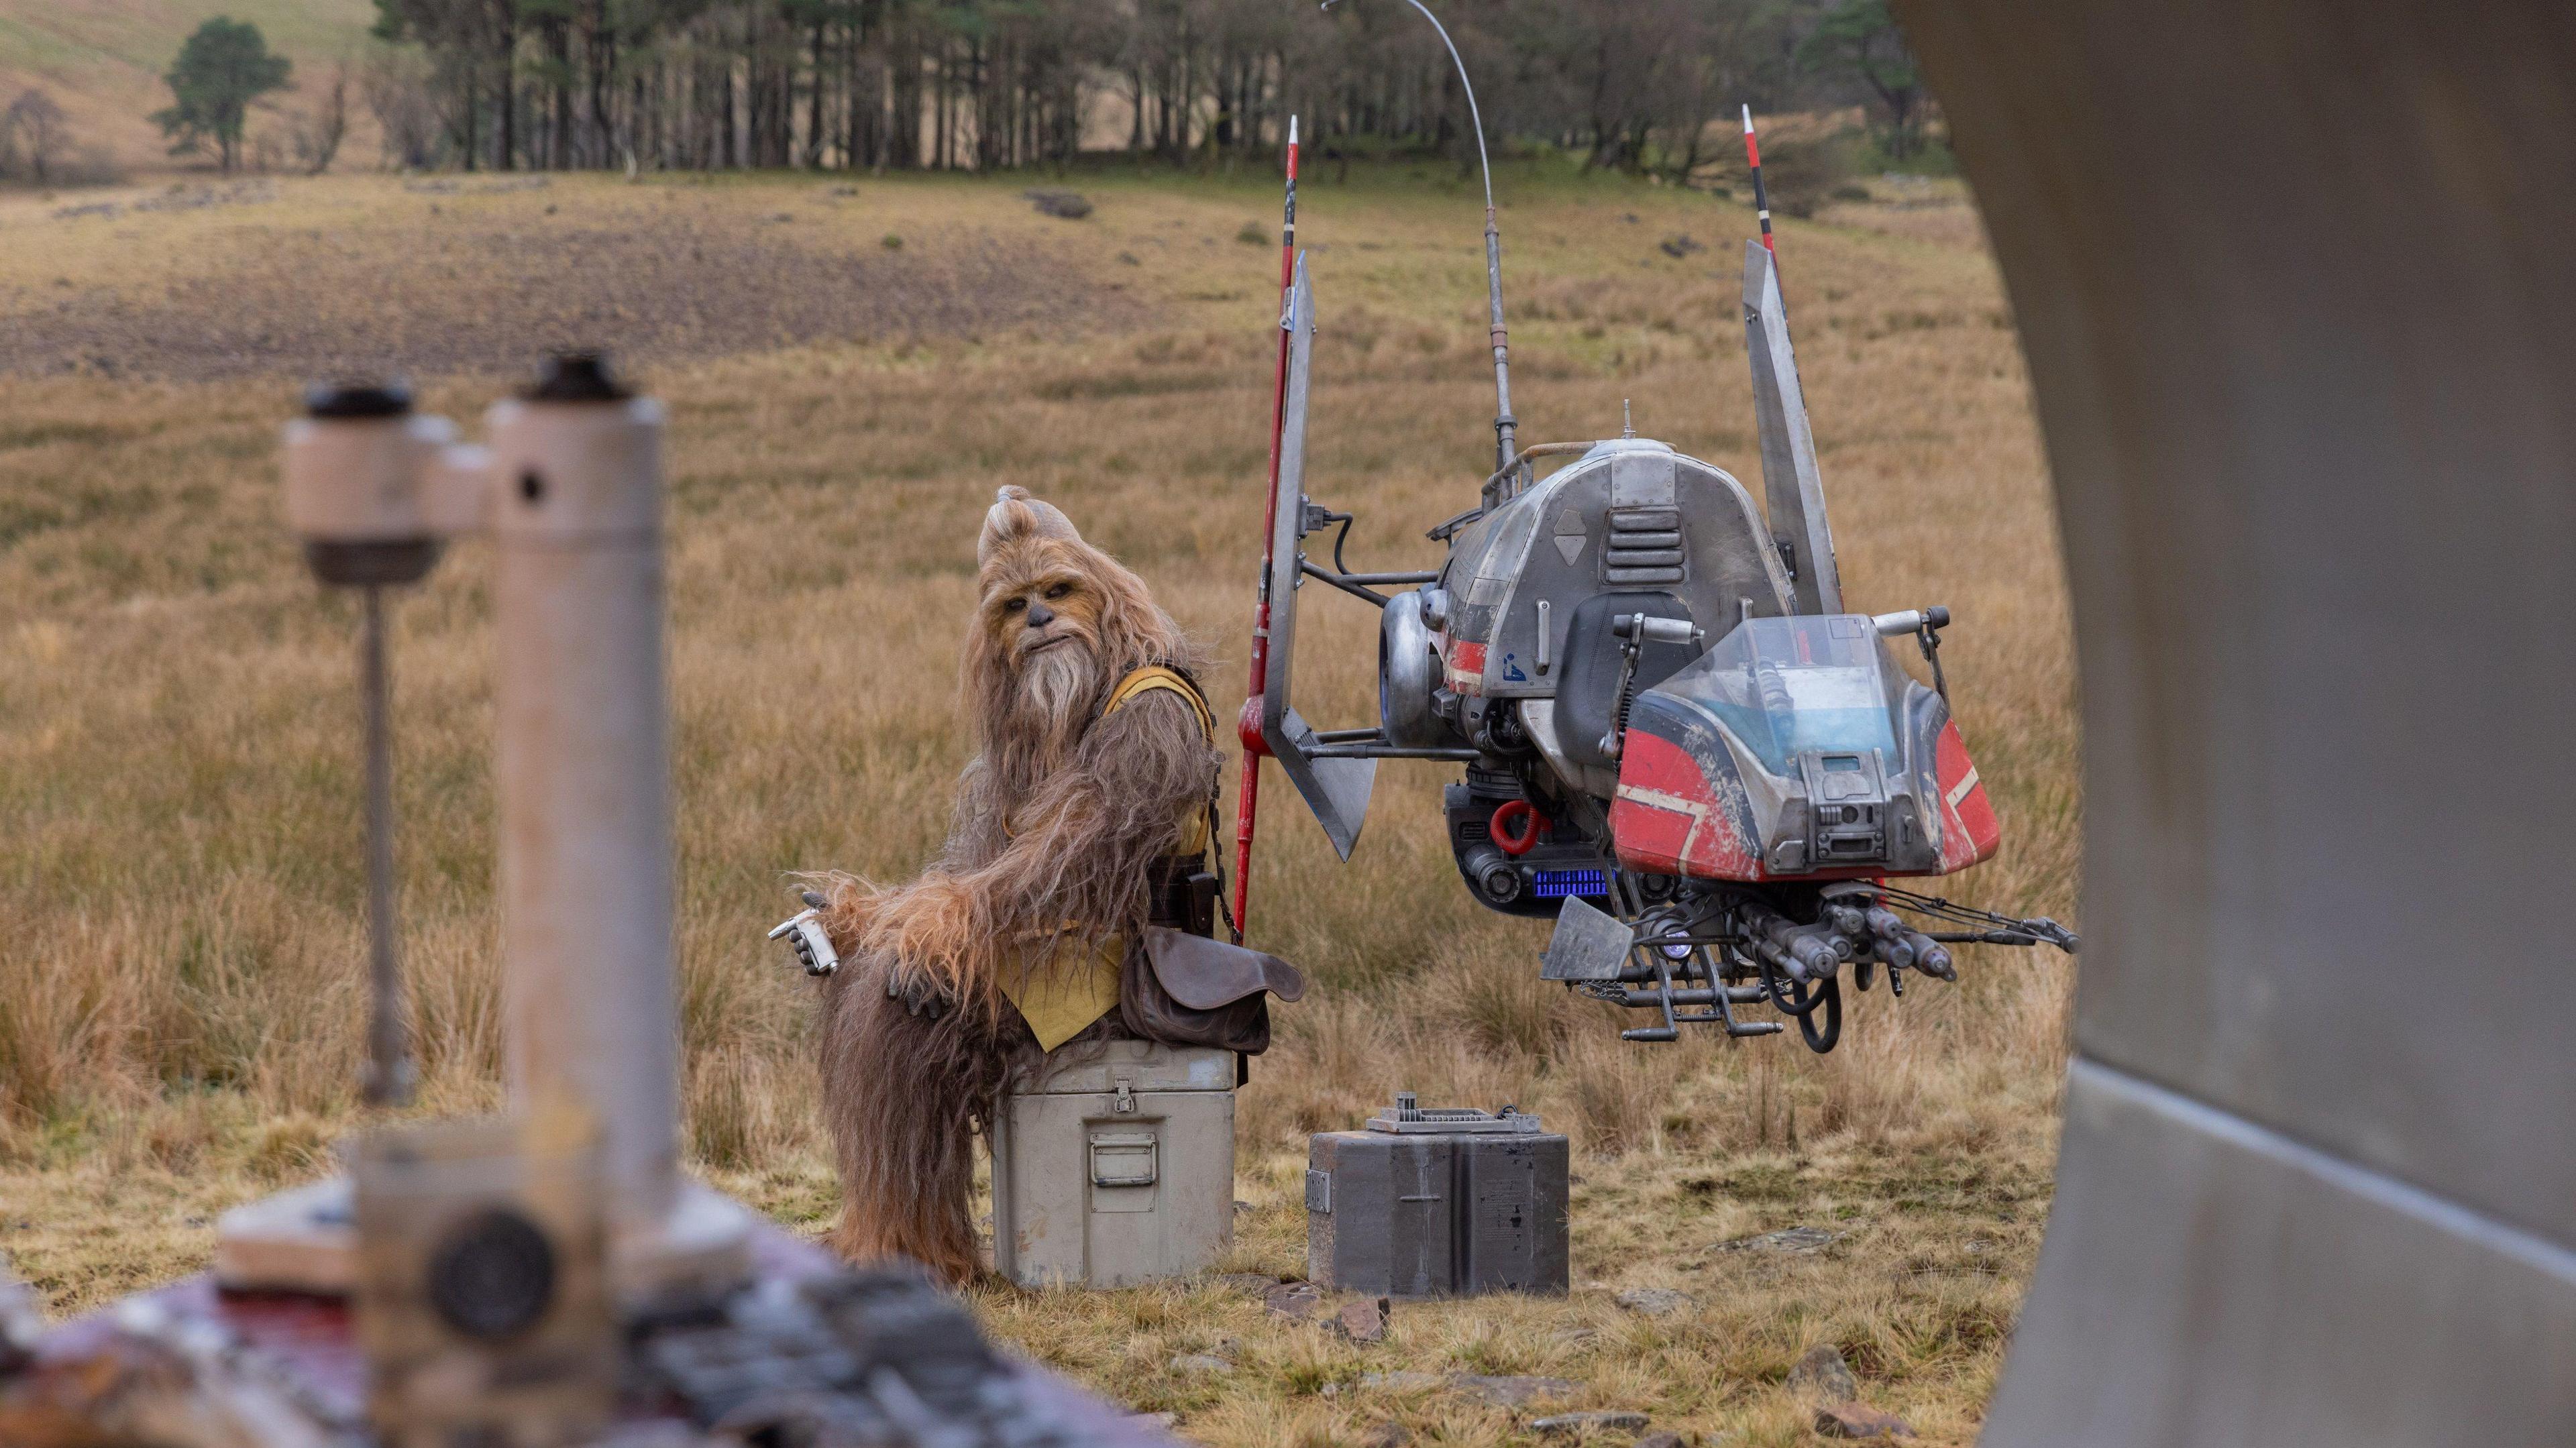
[292,60,353,174]
[6,90,69,184]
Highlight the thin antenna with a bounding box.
[1621,399,1634,439]
[1323,0,1516,478]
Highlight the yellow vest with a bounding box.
[1001,665,1218,1052]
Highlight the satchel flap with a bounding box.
[1141,926,1307,1009]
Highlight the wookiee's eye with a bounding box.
[1044,583,1073,601]
[1002,598,1026,614]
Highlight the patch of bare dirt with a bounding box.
[0,213,1143,382]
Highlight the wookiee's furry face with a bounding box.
[967,487,1185,762]
[981,545,1108,732]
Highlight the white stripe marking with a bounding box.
[1945,766,1981,810]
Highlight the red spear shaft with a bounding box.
[1230,115,1299,943]
[1741,104,1776,261]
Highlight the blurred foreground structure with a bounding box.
[1898,0,2576,1441]
[0,358,1164,1448]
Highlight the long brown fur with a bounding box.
[810,487,1218,1283]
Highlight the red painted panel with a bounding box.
[1444,638,1487,695]
[1611,730,1761,880]
[1934,720,2002,870]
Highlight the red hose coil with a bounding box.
[1490,799,1543,856]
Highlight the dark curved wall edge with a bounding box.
[1889,2,2576,1439]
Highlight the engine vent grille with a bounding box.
[1529,869,1611,899]
[1605,507,1685,586]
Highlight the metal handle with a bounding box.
[1611,614,1703,647]
[1872,606,1951,636]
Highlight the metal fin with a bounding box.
[1743,241,1842,614]
[1540,895,1635,982]
[1258,255,1376,860]
[1273,706,1376,860]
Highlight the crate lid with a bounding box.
[1017,1040,1236,1095]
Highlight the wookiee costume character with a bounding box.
[804,486,1297,1285]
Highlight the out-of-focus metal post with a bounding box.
[282,382,460,1111]
[482,355,680,1233]
[245,355,745,1300]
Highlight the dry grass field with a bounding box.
[0,159,2074,1445]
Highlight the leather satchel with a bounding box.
[1120,926,1306,1055]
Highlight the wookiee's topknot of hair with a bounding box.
[978,485,1081,569]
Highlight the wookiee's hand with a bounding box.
[884,964,953,1021]
[768,890,841,977]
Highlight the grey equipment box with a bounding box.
[1306,1094,1569,1298]
[989,1040,1237,1288]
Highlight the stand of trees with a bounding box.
[359,0,1888,176]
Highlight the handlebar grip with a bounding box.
[1872,606,1953,636]
[1611,614,1705,647]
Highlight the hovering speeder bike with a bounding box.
[1230,54,2073,1054]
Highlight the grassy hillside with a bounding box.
[0,160,2072,1445]
[0,0,375,176]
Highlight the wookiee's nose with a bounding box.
[1026,601,1055,628]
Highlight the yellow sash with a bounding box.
[997,666,1217,1051]
[1004,932,1128,1052]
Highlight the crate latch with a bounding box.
[1089,1130,1159,1188]
[1112,1076,1136,1114]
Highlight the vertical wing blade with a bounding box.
[1258,255,1377,860]
[1743,241,1843,614]
[1259,256,1316,745]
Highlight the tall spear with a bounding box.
[1742,104,1777,263]
[1230,114,1299,943]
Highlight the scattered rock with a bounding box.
[1355,1371,1448,1394]
[1264,1281,1325,1321]
[1712,1225,1843,1256]
[1024,189,1093,219]
[1362,1423,1413,1448]
[1635,1435,1688,1448]
[1658,235,1705,258]
[1168,1352,1235,1376]
[1336,1296,1391,1343]
[1534,1410,1652,1437]
[1454,1374,1578,1408]
[1786,1344,1860,1404]
[1208,1272,1279,1296]
[1813,1402,1916,1439]
[1123,1411,1179,1431]
[1117,252,1142,266]
[1234,1199,1256,1215]
[1613,1288,1693,1318]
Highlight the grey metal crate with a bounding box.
[1306,1100,1568,1298]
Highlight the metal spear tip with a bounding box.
[523,350,631,404]
[304,378,413,419]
